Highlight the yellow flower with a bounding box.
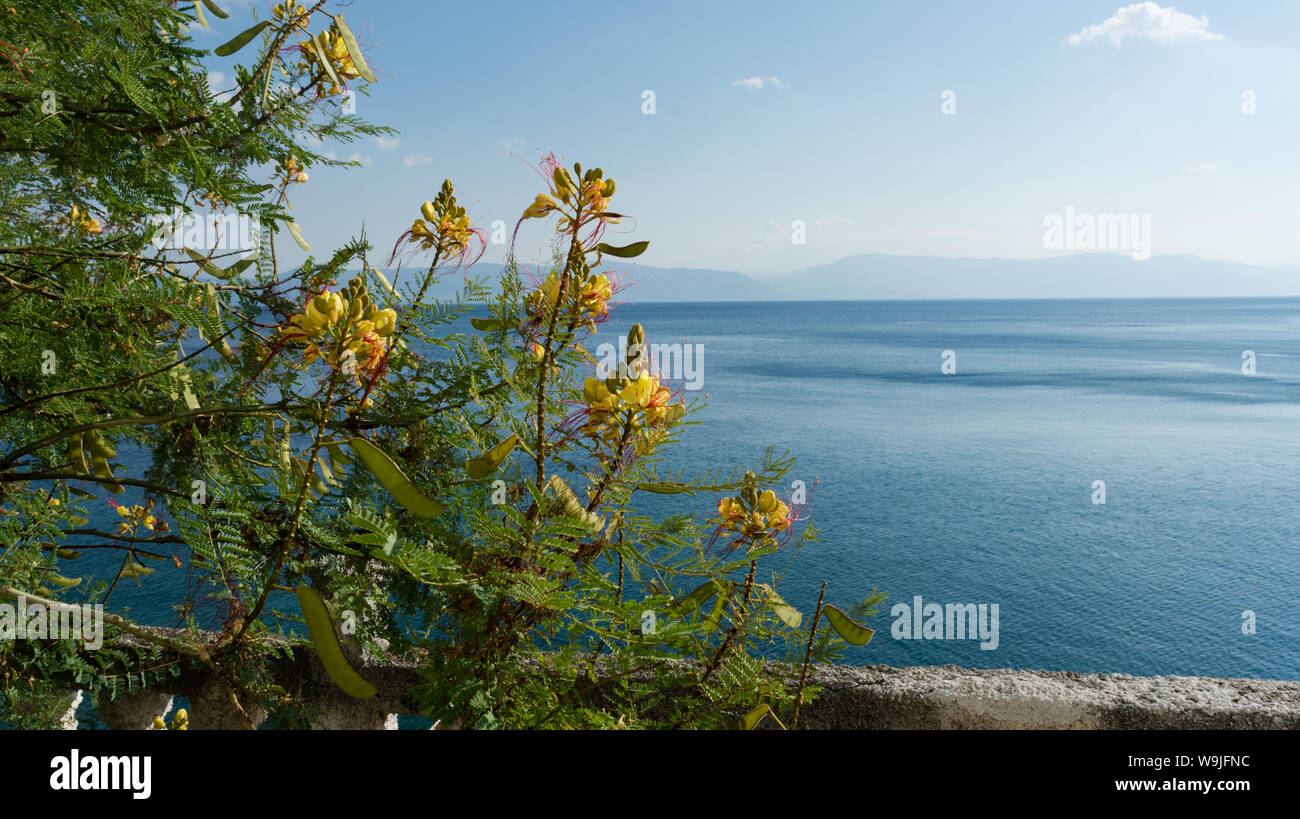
[371,308,397,337]
[619,372,666,411]
[406,200,474,256]
[310,291,345,326]
[524,271,563,320]
[768,500,792,532]
[284,291,344,344]
[65,205,102,236]
[717,497,745,519]
[522,193,558,220]
[577,273,613,318]
[715,492,792,538]
[343,329,387,374]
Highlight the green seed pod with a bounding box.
[85,432,116,460]
[67,433,89,475]
[91,453,124,494]
[279,425,292,471]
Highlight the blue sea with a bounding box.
[69,298,1300,681]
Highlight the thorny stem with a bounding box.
[700,557,758,687]
[234,363,344,644]
[791,580,827,731]
[530,221,584,517]
[410,247,444,309]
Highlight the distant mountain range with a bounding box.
[396,253,1300,302]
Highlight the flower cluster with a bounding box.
[64,205,101,236]
[524,268,615,331]
[394,179,484,265]
[272,0,309,29]
[296,28,360,97]
[580,372,673,443]
[521,159,619,235]
[280,277,396,387]
[277,155,308,185]
[572,324,680,451]
[717,489,792,540]
[110,499,169,536]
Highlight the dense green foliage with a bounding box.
[0,0,881,729]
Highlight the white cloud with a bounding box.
[732,75,783,90]
[1187,162,1220,173]
[323,150,371,165]
[376,136,401,151]
[813,213,851,228]
[403,154,433,167]
[1066,3,1224,46]
[206,70,233,103]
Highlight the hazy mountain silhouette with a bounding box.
[392,253,1300,302]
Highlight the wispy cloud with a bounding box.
[813,213,851,228]
[1187,162,1220,174]
[732,75,783,90]
[206,70,233,103]
[325,150,372,165]
[403,154,433,167]
[1066,3,1224,46]
[376,136,401,151]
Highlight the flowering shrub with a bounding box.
[0,0,882,730]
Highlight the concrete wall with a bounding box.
[794,663,1300,730]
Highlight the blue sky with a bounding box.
[197,1,1300,276]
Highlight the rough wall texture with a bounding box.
[796,664,1300,730]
